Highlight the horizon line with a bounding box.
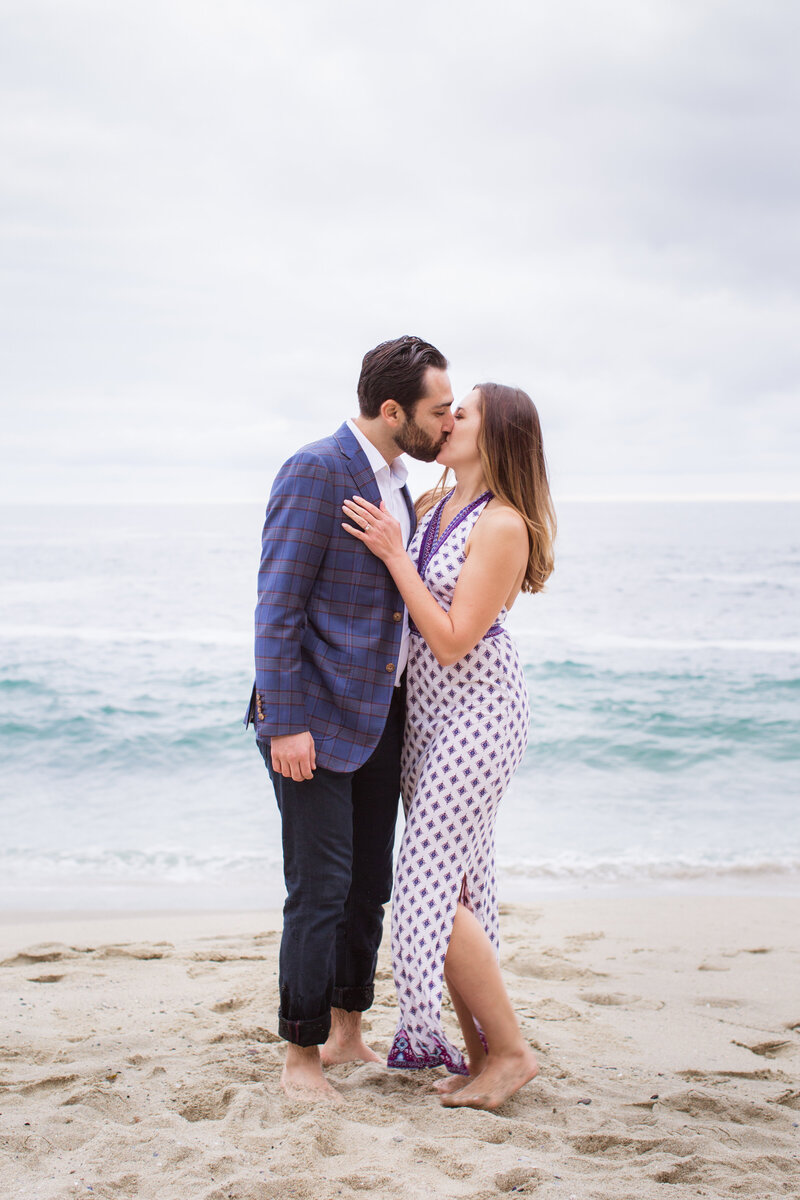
[2,493,800,506]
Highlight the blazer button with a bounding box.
[392,611,402,622]
[385,662,395,673]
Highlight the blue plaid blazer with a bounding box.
[245,423,416,773]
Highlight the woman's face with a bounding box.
[436,388,482,469]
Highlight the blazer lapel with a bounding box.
[346,456,382,507]
[401,484,417,538]
[334,422,383,508]
[333,422,415,535]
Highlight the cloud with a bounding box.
[1,0,798,501]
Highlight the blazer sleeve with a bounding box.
[254,449,335,737]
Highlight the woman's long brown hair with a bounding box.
[416,383,556,593]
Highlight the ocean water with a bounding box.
[0,501,798,911]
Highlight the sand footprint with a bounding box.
[412,1139,477,1180]
[579,991,664,1011]
[235,1025,281,1044]
[494,1166,544,1192]
[313,1118,345,1157]
[211,996,251,1013]
[571,1132,696,1159]
[1,943,83,967]
[61,1084,140,1123]
[528,998,582,1021]
[19,1073,80,1094]
[661,1088,780,1126]
[176,1085,237,1122]
[564,931,605,947]
[505,949,597,982]
[678,1068,776,1082]
[651,1155,706,1185]
[97,943,172,960]
[732,1039,794,1059]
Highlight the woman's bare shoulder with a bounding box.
[476,500,527,538]
[466,501,527,560]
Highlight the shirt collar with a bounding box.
[346,419,408,488]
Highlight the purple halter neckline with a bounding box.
[410,489,505,642]
[416,489,493,577]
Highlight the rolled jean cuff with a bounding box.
[278,1011,331,1047]
[332,983,374,1012]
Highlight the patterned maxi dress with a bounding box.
[387,490,530,1074]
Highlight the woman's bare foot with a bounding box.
[320,1008,382,1067]
[281,1045,343,1103]
[433,1074,473,1095]
[440,1048,538,1110]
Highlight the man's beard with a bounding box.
[393,415,447,462]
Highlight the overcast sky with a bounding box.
[2,0,798,503]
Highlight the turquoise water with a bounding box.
[0,501,798,910]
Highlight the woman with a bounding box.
[342,382,555,1109]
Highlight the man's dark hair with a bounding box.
[357,336,448,418]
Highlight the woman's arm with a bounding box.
[342,495,527,667]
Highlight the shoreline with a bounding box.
[2,864,800,921]
[2,886,800,922]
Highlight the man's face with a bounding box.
[392,367,455,462]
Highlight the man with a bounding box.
[246,336,454,1098]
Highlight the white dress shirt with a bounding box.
[346,419,410,684]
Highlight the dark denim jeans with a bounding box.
[258,687,404,1046]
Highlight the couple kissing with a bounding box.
[246,335,555,1109]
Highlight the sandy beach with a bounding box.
[1,896,799,1200]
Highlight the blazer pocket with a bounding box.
[300,626,359,699]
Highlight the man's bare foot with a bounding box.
[433,1074,473,1095]
[440,1048,538,1110]
[320,1037,382,1066]
[281,1045,342,1102]
[320,1008,382,1067]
